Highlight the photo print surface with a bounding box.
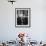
[15,8,31,27]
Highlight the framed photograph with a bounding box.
[15,8,31,28]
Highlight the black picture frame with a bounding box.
[15,8,31,28]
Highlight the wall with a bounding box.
[0,0,46,42]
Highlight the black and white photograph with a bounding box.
[15,8,31,27]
